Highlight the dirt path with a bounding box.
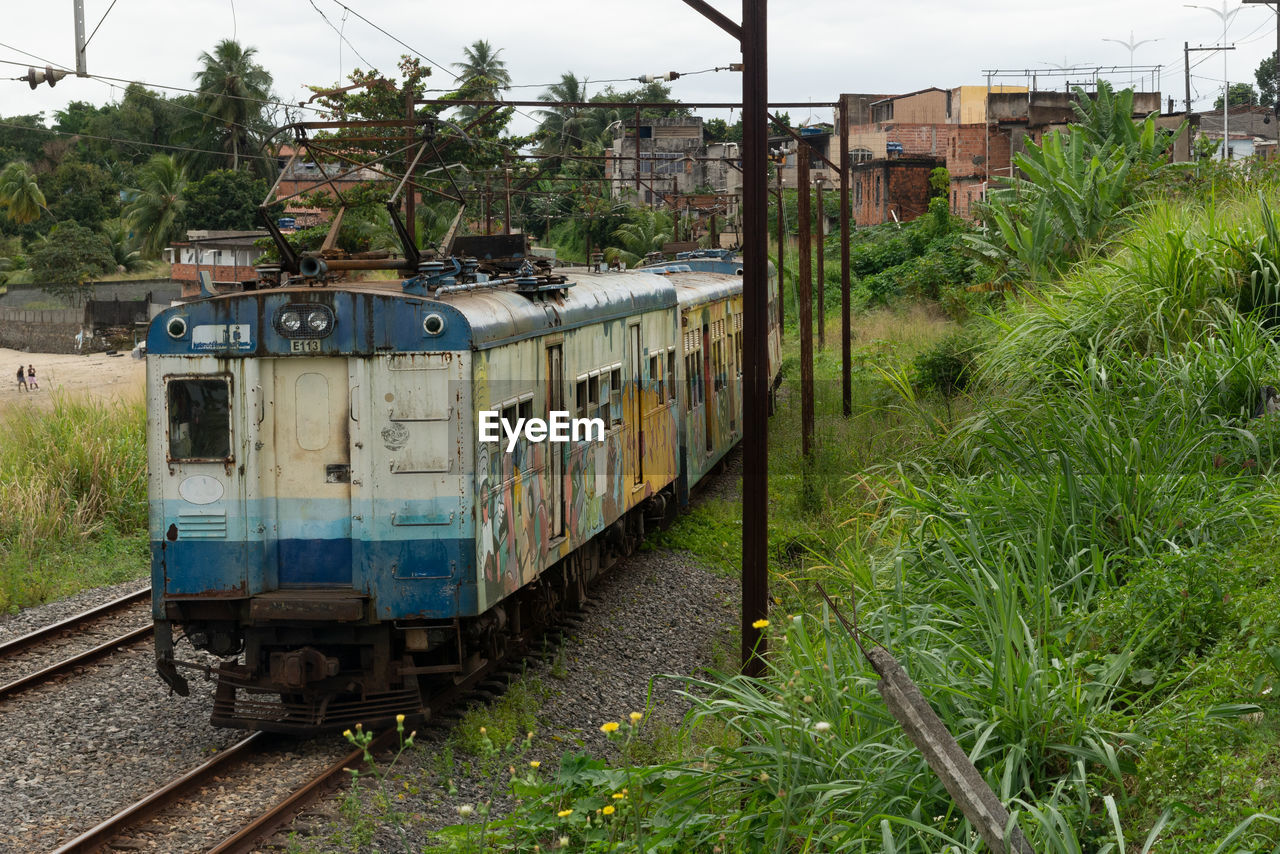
[0,348,146,412]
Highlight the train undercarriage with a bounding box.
[157,490,671,733]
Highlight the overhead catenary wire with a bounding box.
[83,0,123,51]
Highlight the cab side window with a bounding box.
[167,378,231,460]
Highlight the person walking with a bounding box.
[16,365,26,392]
[25,365,38,390]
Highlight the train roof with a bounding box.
[148,268,744,357]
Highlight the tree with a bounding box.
[603,207,673,268]
[102,219,145,272]
[535,73,594,156]
[452,40,511,122]
[180,168,272,231]
[0,161,47,225]
[126,154,188,258]
[1256,51,1277,108]
[193,39,274,172]
[30,220,115,304]
[0,115,50,167]
[1214,82,1260,111]
[40,160,119,229]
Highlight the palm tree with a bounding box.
[125,154,187,258]
[102,219,145,272]
[193,39,273,172]
[604,207,673,268]
[454,40,511,98]
[0,161,47,225]
[535,73,595,157]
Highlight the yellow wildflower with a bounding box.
[396,713,405,724]
[602,805,616,816]
[612,792,626,799]
[530,760,541,768]
[557,808,574,818]
[479,726,487,735]
[600,721,620,733]
[752,618,769,629]
[629,711,643,723]
[342,729,352,738]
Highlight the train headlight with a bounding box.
[306,308,333,334]
[274,304,334,339]
[166,316,187,338]
[423,313,445,336]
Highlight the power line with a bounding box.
[83,0,123,51]
[307,0,373,70]
[0,118,278,167]
[325,0,460,82]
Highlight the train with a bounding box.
[147,251,779,732]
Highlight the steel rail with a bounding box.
[50,733,266,854]
[0,587,149,659]
[0,624,153,701]
[208,729,399,854]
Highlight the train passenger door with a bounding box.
[547,344,565,539]
[271,357,353,586]
[629,323,643,486]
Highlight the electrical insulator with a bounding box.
[24,65,66,89]
[638,72,681,84]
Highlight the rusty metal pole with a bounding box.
[797,151,814,459]
[405,86,416,249]
[484,185,492,236]
[840,94,851,417]
[775,167,785,342]
[634,107,642,198]
[504,164,512,235]
[739,0,769,677]
[814,174,826,351]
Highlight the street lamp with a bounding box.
[1187,2,1243,159]
[1102,31,1160,89]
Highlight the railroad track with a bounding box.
[0,587,152,701]
[46,607,533,853]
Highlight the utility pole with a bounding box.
[404,86,416,247]
[839,93,852,418]
[775,166,785,342]
[73,0,87,76]
[797,151,814,459]
[1187,2,1242,159]
[814,174,825,351]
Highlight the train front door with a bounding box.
[270,357,354,586]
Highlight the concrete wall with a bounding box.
[0,279,181,308]
[0,308,82,353]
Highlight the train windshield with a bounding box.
[167,377,231,460]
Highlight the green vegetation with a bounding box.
[384,93,1280,852]
[0,395,148,611]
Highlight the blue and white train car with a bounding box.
[147,262,777,731]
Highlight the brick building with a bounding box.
[835,86,1179,225]
[167,231,266,299]
[849,155,938,225]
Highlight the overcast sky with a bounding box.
[2,0,1278,141]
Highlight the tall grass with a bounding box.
[0,394,148,610]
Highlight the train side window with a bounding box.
[167,377,231,460]
[735,331,743,376]
[649,354,662,407]
[576,378,588,419]
[609,367,622,423]
[587,374,601,428]
[517,398,534,469]
[666,347,676,403]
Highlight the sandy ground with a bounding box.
[0,348,146,412]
